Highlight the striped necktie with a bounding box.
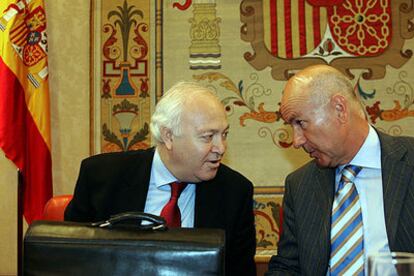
[330,165,364,275]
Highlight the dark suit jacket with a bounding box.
[266,131,414,275]
[65,148,256,276]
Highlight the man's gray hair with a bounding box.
[302,68,366,118]
[150,81,217,144]
[306,70,355,105]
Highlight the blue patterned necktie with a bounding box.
[330,165,364,275]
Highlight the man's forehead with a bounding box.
[280,103,300,122]
[288,73,313,92]
[281,67,318,108]
[281,85,312,121]
[196,123,229,132]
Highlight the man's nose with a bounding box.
[292,130,306,149]
[213,137,226,155]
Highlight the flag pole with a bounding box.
[17,169,23,276]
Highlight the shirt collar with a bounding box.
[150,148,178,188]
[338,125,382,172]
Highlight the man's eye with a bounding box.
[295,120,306,128]
[202,134,213,141]
[300,121,308,128]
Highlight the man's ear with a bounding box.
[160,127,174,150]
[331,94,348,123]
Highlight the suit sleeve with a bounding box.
[266,175,301,275]
[64,159,95,222]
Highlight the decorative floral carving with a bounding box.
[193,72,293,148]
[365,71,414,123]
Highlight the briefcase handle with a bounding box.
[91,212,167,231]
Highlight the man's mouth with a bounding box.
[308,150,317,159]
[303,146,312,154]
[208,160,221,167]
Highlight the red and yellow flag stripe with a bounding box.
[263,0,327,58]
[0,0,52,223]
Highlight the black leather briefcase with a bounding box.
[23,212,225,276]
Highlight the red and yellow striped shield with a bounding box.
[263,0,328,58]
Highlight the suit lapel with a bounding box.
[194,182,206,227]
[314,167,335,215]
[379,132,414,248]
[314,166,335,266]
[120,148,155,211]
[194,179,219,227]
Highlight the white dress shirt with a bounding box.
[143,149,195,227]
[335,125,391,261]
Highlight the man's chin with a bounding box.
[314,158,337,168]
[197,170,219,182]
[314,157,332,168]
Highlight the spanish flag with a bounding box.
[0,0,52,224]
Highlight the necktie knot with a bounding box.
[170,182,188,199]
[340,164,362,186]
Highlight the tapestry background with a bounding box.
[1,0,414,273]
[92,0,414,186]
[90,0,414,257]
